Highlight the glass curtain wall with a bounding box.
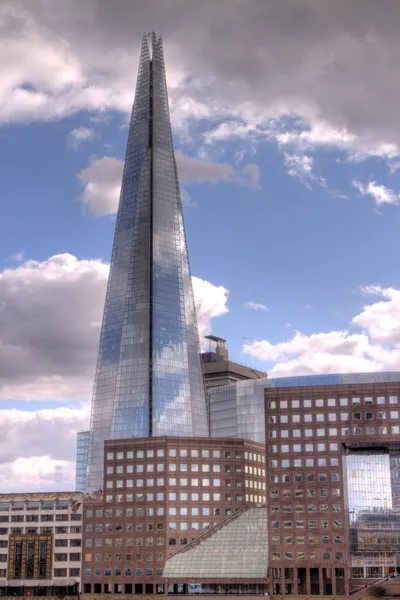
[86,34,207,492]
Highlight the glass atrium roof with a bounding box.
[164,506,268,580]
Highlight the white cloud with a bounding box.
[244,301,268,311]
[276,122,357,150]
[0,254,229,401]
[78,153,260,215]
[0,406,89,492]
[243,285,400,377]
[353,180,400,205]
[68,126,94,148]
[354,286,400,345]
[192,277,229,341]
[283,152,326,187]
[78,156,123,215]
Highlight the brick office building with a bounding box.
[264,380,400,596]
[82,436,266,595]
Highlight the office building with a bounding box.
[86,32,208,493]
[0,492,83,597]
[81,437,266,595]
[264,377,400,595]
[201,336,267,390]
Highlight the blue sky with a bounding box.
[1,0,400,490]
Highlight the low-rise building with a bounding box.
[0,492,83,597]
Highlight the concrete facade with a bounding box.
[0,492,83,596]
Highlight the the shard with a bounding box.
[86,33,208,492]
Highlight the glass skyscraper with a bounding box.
[85,33,208,492]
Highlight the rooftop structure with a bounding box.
[201,336,267,391]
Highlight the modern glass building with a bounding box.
[85,33,207,492]
[76,430,90,493]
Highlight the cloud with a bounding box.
[192,277,229,341]
[0,405,89,492]
[0,254,229,401]
[3,0,400,162]
[0,254,108,401]
[354,285,400,345]
[176,151,260,189]
[68,126,94,148]
[243,285,400,377]
[78,153,260,215]
[353,180,400,205]
[78,156,123,215]
[244,301,268,311]
[283,152,326,187]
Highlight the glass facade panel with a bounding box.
[344,452,392,512]
[76,430,90,493]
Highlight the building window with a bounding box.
[54,568,67,577]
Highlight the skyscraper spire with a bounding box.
[86,33,208,492]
